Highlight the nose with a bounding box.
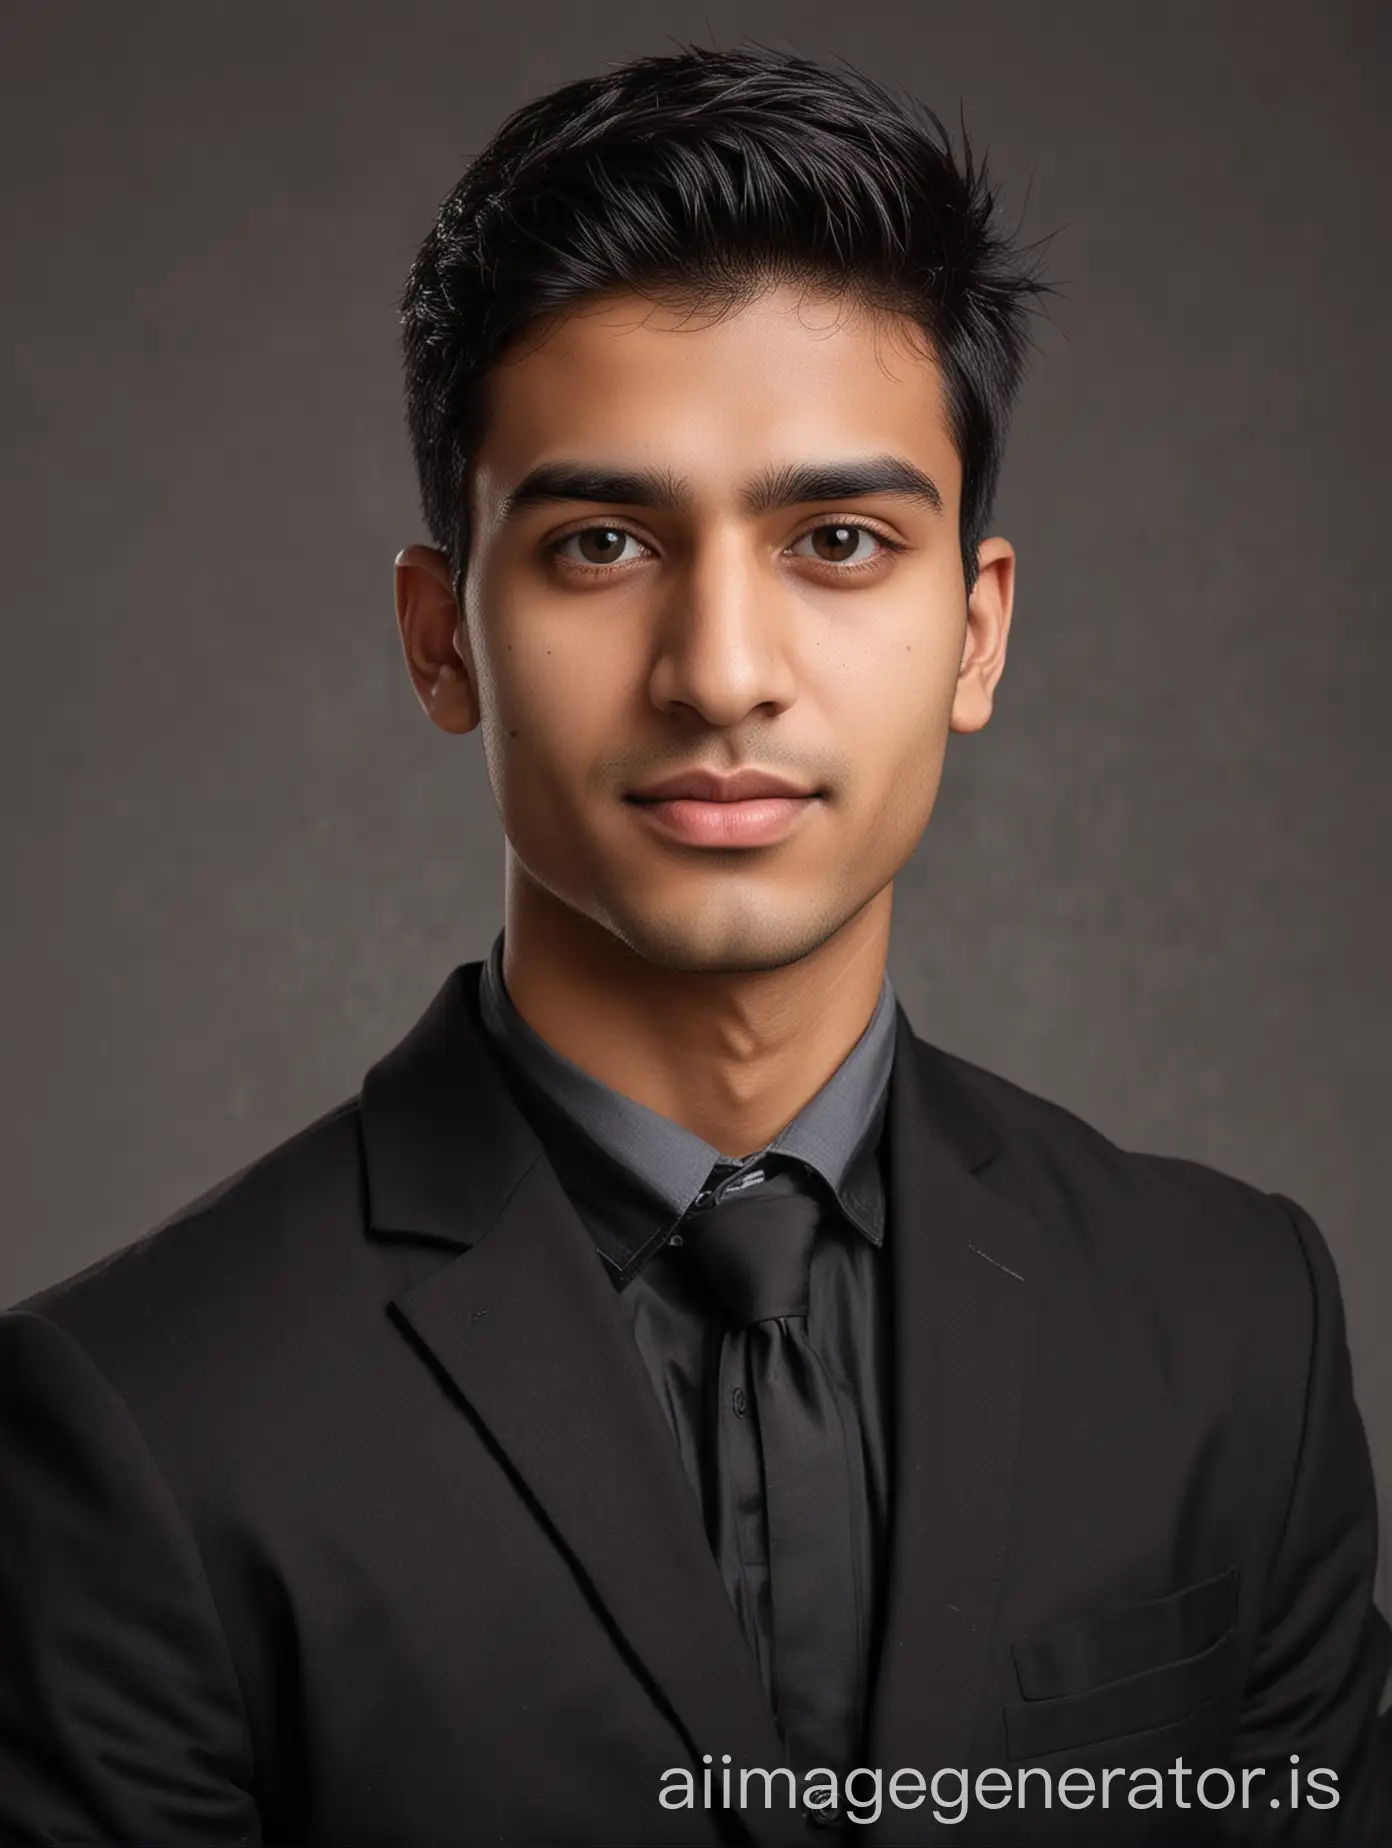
[645,526,799,728]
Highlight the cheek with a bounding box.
[476,617,618,815]
[819,621,959,793]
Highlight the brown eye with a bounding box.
[792,523,882,565]
[556,526,643,566]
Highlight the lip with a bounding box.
[627,792,820,848]
[627,767,819,802]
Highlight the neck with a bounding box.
[499,858,892,1158]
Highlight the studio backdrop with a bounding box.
[2,0,1388,1623]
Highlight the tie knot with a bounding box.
[681,1165,822,1326]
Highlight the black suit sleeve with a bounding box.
[1229,1196,1392,1843]
[0,1309,261,1843]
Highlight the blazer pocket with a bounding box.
[1004,1568,1240,1762]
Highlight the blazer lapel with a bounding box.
[360,965,796,1844]
[864,1009,1043,1812]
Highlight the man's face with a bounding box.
[406,282,1013,974]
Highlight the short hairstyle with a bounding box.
[401,45,1051,592]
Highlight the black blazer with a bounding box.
[1,963,1388,1845]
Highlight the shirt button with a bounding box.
[668,1232,684,1248]
[731,1386,750,1418]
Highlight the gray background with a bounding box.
[2,0,1388,1626]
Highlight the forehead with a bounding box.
[472,283,958,505]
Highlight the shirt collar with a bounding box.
[477,931,896,1285]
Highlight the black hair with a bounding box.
[401,45,1051,592]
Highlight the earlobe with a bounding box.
[393,545,481,735]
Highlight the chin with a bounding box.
[599,891,855,976]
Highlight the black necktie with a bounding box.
[682,1165,864,1783]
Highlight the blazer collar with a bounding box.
[359,962,541,1251]
[359,959,998,1250]
[360,962,1040,1842]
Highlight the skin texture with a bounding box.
[394,283,1015,1156]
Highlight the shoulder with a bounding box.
[8,1094,373,1399]
[922,1037,1329,1349]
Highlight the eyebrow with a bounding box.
[743,457,943,516]
[498,454,944,520]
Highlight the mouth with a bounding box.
[626,768,820,804]
[625,790,822,848]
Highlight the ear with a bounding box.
[949,536,1015,735]
[393,544,480,734]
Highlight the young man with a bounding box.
[1,45,1387,1847]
